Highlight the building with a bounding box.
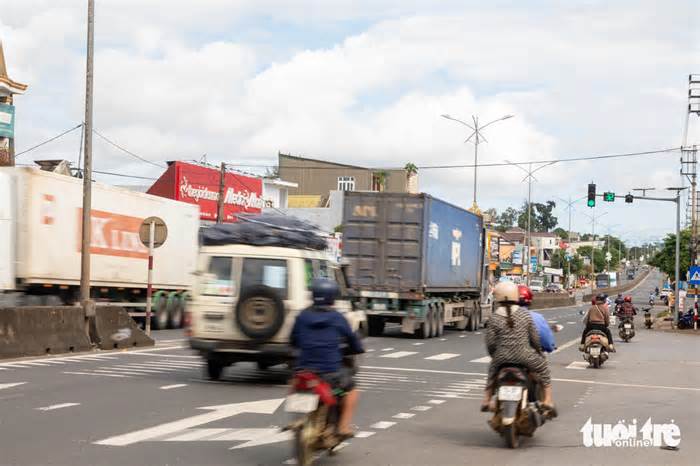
[530,232,559,267]
[0,40,28,167]
[147,161,298,223]
[278,152,417,207]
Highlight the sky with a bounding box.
[2,0,700,245]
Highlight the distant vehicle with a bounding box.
[545,283,563,293]
[595,273,610,289]
[529,279,544,293]
[626,270,635,280]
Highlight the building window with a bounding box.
[337,176,355,191]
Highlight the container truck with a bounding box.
[0,167,200,329]
[342,192,484,338]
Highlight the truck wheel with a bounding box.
[151,293,169,330]
[167,293,184,329]
[456,316,469,331]
[415,313,431,339]
[368,318,385,337]
[429,309,438,338]
[206,359,225,380]
[436,306,445,337]
[235,285,285,342]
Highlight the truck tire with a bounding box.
[429,308,438,338]
[415,310,431,339]
[167,292,184,329]
[436,305,445,337]
[368,317,385,337]
[151,293,169,330]
[235,285,285,342]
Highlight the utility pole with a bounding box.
[583,211,608,275]
[441,113,514,211]
[80,0,95,322]
[216,162,226,224]
[556,195,586,285]
[683,74,700,266]
[505,160,557,285]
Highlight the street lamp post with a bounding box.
[441,113,514,211]
[504,160,557,285]
[556,195,587,284]
[583,211,608,275]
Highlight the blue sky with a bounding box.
[1,0,699,245]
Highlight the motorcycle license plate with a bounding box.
[610,316,617,326]
[497,386,523,402]
[624,323,632,329]
[590,347,601,356]
[285,393,319,414]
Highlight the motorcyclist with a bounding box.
[655,286,660,296]
[580,293,615,352]
[481,282,556,417]
[518,284,556,353]
[648,291,655,305]
[617,295,638,321]
[290,278,364,438]
[614,293,625,313]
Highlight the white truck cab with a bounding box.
[188,244,366,379]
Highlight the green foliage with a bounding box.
[649,229,691,280]
[517,200,558,232]
[404,162,418,175]
[553,227,569,239]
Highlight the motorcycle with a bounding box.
[582,330,610,368]
[618,316,635,342]
[648,297,655,306]
[677,310,697,329]
[284,371,345,466]
[488,365,548,448]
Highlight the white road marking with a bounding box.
[361,365,487,377]
[428,399,446,405]
[412,343,424,346]
[63,371,130,378]
[380,348,395,351]
[439,338,447,341]
[553,338,580,354]
[424,353,460,361]
[548,320,558,324]
[567,321,577,324]
[366,349,376,352]
[411,406,431,411]
[356,431,376,438]
[36,402,80,411]
[393,412,415,419]
[0,382,26,390]
[128,352,199,358]
[164,428,230,441]
[475,332,482,335]
[17,362,50,367]
[370,421,396,429]
[469,356,491,363]
[106,366,164,374]
[160,384,188,390]
[95,399,285,446]
[565,362,589,370]
[380,351,418,359]
[92,370,145,376]
[459,335,466,338]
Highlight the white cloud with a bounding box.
[2,0,700,239]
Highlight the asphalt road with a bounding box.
[1,270,698,465]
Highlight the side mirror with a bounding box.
[578,309,584,315]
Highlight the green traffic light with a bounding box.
[587,199,595,207]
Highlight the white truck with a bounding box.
[0,167,200,329]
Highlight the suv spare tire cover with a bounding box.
[235,285,286,341]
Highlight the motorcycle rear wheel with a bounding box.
[294,419,315,466]
[592,358,600,369]
[503,425,520,448]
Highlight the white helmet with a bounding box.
[494,281,519,304]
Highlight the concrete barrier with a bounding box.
[0,306,92,359]
[92,306,155,350]
[531,293,576,309]
[582,269,651,303]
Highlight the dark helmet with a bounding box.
[311,278,339,306]
[595,293,607,303]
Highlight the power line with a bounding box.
[92,129,166,169]
[91,169,157,180]
[224,146,680,171]
[15,124,84,158]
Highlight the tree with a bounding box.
[498,207,518,231]
[517,200,558,232]
[482,208,498,226]
[649,229,691,280]
[553,227,569,239]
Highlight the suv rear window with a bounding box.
[202,256,236,296]
[241,258,288,299]
[304,259,332,288]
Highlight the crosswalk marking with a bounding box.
[380,348,395,351]
[36,402,80,411]
[424,353,460,361]
[393,412,415,419]
[470,356,491,363]
[160,384,188,390]
[356,431,376,438]
[566,361,589,370]
[370,421,396,429]
[428,399,446,405]
[380,351,418,359]
[63,371,130,378]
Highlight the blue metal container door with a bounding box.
[424,197,483,290]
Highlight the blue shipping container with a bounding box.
[342,192,483,295]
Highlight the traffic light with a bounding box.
[587,183,596,207]
[625,193,634,203]
[603,192,615,202]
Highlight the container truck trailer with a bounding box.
[342,192,485,338]
[0,167,200,329]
